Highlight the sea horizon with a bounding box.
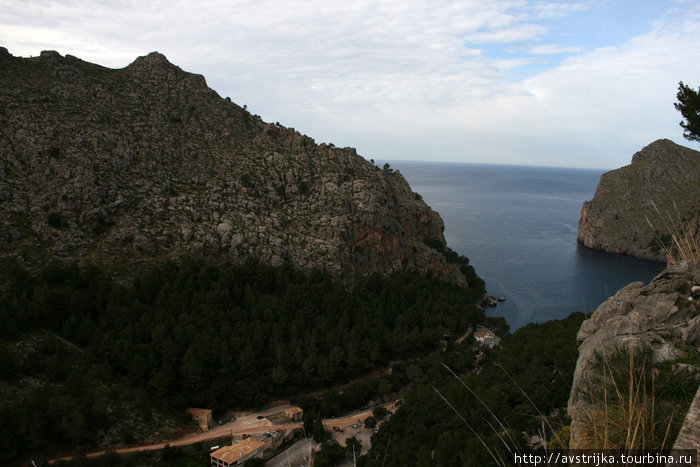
[380,158,617,172]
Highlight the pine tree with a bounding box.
[674,81,700,142]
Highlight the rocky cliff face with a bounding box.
[578,139,700,262]
[567,262,700,449]
[0,48,467,285]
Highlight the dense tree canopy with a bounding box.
[675,81,700,142]
[364,312,588,467]
[2,259,484,407]
[0,258,485,463]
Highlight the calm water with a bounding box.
[389,161,664,330]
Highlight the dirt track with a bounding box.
[51,401,398,463]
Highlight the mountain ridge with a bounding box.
[0,48,475,287]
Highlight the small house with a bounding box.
[473,325,501,348]
[187,408,213,432]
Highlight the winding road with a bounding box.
[50,401,398,463]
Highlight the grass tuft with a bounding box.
[645,200,699,265]
[577,345,684,450]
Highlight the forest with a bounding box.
[361,308,696,467]
[34,310,595,467]
[10,254,676,467]
[0,257,485,463]
[362,312,588,467]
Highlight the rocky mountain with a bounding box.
[0,48,469,286]
[577,139,700,262]
[567,262,700,449]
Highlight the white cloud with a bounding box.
[1,0,699,168]
[463,23,547,44]
[433,7,700,167]
[526,44,583,54]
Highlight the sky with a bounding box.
[2,0,700,169]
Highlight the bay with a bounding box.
[389,161,664,330]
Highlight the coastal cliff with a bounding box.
[0,48,469,285]
[577,139,700,262]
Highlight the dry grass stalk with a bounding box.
[645,200,700,265]
[578,346,674,450]
[432,385,508,466]
[493,363,570,452]
[436,363,570,466]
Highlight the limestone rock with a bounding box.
[567,262,700,449]
[672,386,700,453]
[0,49,469,286]
[577,139,700,262]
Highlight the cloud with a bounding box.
[433,6,700,167]
[1,0,699,168]
[526,44,583,54]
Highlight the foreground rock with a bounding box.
[567,262,700,449]
[0,48,468,285]
[578,139,700,262]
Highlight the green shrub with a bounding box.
[47,146,60,158]
[372,406,387,420]
[298,180,309,194]
[47,212,64,229]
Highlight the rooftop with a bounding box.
[210,438,266,464]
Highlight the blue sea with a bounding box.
[389,161,664,330]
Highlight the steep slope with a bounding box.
[0,48,468,285]
[577,139,700,262]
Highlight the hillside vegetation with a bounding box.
[0,259,485,464]
[364,313,587,466]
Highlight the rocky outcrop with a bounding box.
[0,48,469,285]
[578,139,700,262]
[672,386,700,453]
[567,262,700,449]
